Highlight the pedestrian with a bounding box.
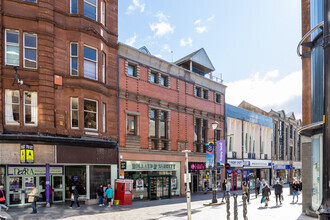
[242,181,249,203]
[97,184,104,206]
[204,180,208,194]
[226,179,231,195]
[262,184,271,208]
[273,180,283,206]
[255,178,261,198]
[0,186,8,212]
[27,185,39,214]
[292,180,300,203]
[221,179,227,203]
[105,184,114,208]
[69,186,80,208]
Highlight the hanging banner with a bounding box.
[206,142,214,169]
[216,140,226,168]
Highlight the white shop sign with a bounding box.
[244,160,272,168]
[227,160,244,167]
[125,161,180,172]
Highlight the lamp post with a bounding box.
[182,150,191,220]
[211,121,219,203]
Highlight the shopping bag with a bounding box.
[260,196,264,203]
[71,193,74,201]
[111,199,114,205]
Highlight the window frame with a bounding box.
[149,109,157,138]
[84,0,98,21]
[5,29,20,66]
[202,89,208,99]
[150,71,157,84]
[102,52,106,83]
[24,0,37,3]
[127,64,137,77]
[195,86,201,97]
[160,111,167,139]
[160,75,168,87]
[23,91,38,126]
[5,89,20,125]
[70,97,79,129]
[215,93,221,103]
[102,103,106,132]
[23,32,37,69]
[126,115,137,136]
[101,0,106,25]
[70,42,79,76]
[83,45,98,80]
[70,0,78,14]
[83,98,98,131]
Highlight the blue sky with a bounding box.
[118,0,302,118]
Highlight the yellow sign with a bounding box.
[20,149,26,161]
[20,145,34,163]
[26,149,34,162]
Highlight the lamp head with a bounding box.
[212,121,219,130]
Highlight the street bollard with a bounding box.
[226,192,230,220]
[243,194,248,220]
[233,193,238,220]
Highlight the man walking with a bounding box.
[255,178,261,198]
[221,179,227,203]
[27,185,39,214]
[204,180,208,194]
[273,180,283,206]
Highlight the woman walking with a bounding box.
[221,179,227,203]
[105,184,114,208]
[242,182,249,203]
[262,184,271,208]
[27,185,39,214]
[69,186,80,208]
[0,186,8,212]
[292,180,300,203]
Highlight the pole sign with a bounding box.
[120,161,127,170]
[216,140,226,168]
[205,142,214,169]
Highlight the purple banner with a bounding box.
[206,142,214,169]
[216,140,226,168]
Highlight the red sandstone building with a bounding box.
[118,44,226,200]
[0,0,118,206]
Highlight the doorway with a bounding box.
[148,175,171,200]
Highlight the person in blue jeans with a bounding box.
[105,184,114,208]
[97,184,104,206]
[292,180,300,203]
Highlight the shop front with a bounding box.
[243,160,272,186]
[272,164,293,184]
[227,160,244,190]
[123,161,180,200]
[188,162,207,193]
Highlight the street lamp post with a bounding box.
[182,150,192,220]
[211,121,219,204]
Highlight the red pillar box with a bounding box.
[115,179,133,205]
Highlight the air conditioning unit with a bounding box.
[232,152,237,159]
[264,154,268,159]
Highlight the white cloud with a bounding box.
[194,19,201,25]
[163,44,171,52]
[150,12,174,36]
[207,14,215,22]
[154,54,162,58]
[126,0,145,14]
[125,33,137,46]
[226,70,302,115]
[180,37,193,47]
[195,26,208,34]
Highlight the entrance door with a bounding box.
[233,171,237,190]
[52,176,65,203]
[148,175,171,200]
[193,175,198,192]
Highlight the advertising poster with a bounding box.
[206,142,214,169]
[136,178,144,191]
[216,140,226,168]
[171,177,177,189]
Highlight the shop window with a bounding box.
[127,64,136,77]
[149,109,156,137]
[70,0,78,14]
[24,91,38,125]
[5,30,19,66]
[5,90,20,125]
[84,99,98,130]
[23,33,37,69]
[70,43,78,76]
[65,166,87,198]
[101,1,106,25]
[70,97,79,129]
[102,52,106,83]
[127,115,136,135]
[84,45,98,80]
[89,165,110,199]
[84,0,97,21]
[150,72,157,83]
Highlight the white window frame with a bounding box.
[23,91,38,126]
[84,98,98,131]
[101,1,106,25]
[84,0,98,21]
[102,52,106,83]
[83,45,98,80]
[23,32,37,69]
[70,42,79,76]
[70,97,79,129]
[5,89,20,125]
[102,103,106,132]
[24,0,37,3]
[70,0,78,14]
[5,29,19,66]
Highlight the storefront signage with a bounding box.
[7,165,64,176]
[188,162,205,171]
[243,160,272,168]
[273,165,293,170]
[125,161,179,172]
[136,179,144,191]
[20,145,34,163]
[121,161,127,170]
[206,142,214,169]
[228,160,244,167]
[171,177,177,189]
[216,140,226,168]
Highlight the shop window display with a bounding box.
[65,166,86,199]
[89,165,111,199]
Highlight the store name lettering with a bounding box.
[132,163,176,170]
[13,168,35,176]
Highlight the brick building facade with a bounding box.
[0,0,118,206]
[118,44,226,200]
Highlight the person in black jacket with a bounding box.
[292,180,300,203]
[262,184,271,208]
[69,186,80,208]
[273,181,283,206]
[97,185,104,206]
[255,178,261,198]
[221,179,227,203]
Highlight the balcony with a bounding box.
[192,66,223,84]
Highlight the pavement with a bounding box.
[0,185,317,220]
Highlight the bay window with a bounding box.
[5,30,19,66]
[84,99,98,130]
[70,43,78,76]
[24,91,38,125]
[84,0,97,21]
[5,90,20,125]
[23,33,37,69]
[84,46,98,80]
